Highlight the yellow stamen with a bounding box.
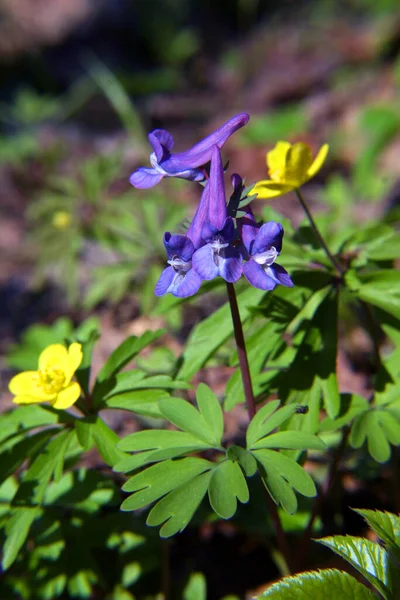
[37,367,66,395]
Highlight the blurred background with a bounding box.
[1,1,400,597]
[2,0,400,397]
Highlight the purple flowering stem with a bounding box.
[225,282,294,574]
[294,188,344,275]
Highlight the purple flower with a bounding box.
[240,209,293,291]
[191,147,242,283]
[130,113,249,189]
[155,233,202,298]
[192,218,243,283]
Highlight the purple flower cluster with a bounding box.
[130,113,293,297]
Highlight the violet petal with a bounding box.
[192,244,219,280]
[148,129,175,161]
[218,247,243,282]
[243,260,277,291]
[253,222,284,254]
[154,267,176,296]
[129,167,164,189]
[171,269,203,297]
[164,233,195,262]
[265,263,294,288]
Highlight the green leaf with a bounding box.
[121,458,213,511]
[95,330,165,384]
[246,402,298,448]
[246,400,281,447]
[115,429,212,471]
[251,431,325,451]
[0,429,55,487]
[350,409,398,463]
[195,384,224,445]
[75,419,93,451]
[208,460,249,519]
[13,429,74,506]
[118,429,212,453]
[91,417,127,467]
[183,572,207,600]
[101,370,190,401]
[2,429,74,570]
[278,289,339,419]
[159,396,223,447]
[252,449,316,513]
[178,286,265,381]
[255,569,376,599]
[354,509,400,550]
[2,506,42,570]
[356,271,400,320]
[104,390,169,418]
[226,445,257,477]
[320,393,369,432]
[146,471,212,537]
[318,536,391,599]
[0,405,59,446]
[363,232,400,261]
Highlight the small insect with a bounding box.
[295,406,309,415]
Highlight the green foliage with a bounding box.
[239,105,308,146]
[119,387,323,534]
[256,510,400,600]
[28,157,187,307]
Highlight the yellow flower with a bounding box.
[9,343,83,410]
[52,211,72,230]
[251,141,329,199]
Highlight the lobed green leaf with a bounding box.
[208,460,249,519]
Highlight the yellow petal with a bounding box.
[39,344,69,373]
[284,143,313,186]
[13,395,45,405]
[65,343,83,385]
[251,180,294,199]
[9,371,55,400]
[51,382,81,409]
[306,143,329,180]
[267,141,291,181]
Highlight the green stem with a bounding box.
[294,188,344,275]
[295,188,381,366]
[225,282,294,573]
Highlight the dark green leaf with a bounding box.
[121,458,213,511]
[104,390,169,417]
[146,471,212,538]
[91,417,127,467]
[95,330,165,384]
[178,287,265,381]
[319,536,391,600]
[252,449,316,513]
[256,569,376,599]
[354,509,400,550]
[75,419,93,451]
[247,402,299,448]
[2,507,42,570]
[251,431,325,451]
[159,396,223,447]
[195,384,224,445]
[226,445,257,476]
[208,460,249,519]
[320,393,369,432]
